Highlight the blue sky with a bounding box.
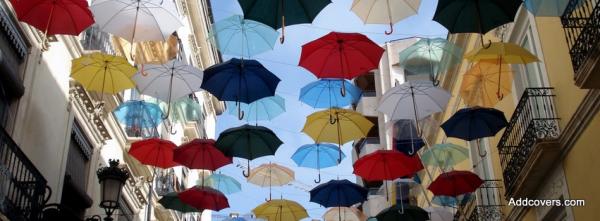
[208,0,447,219]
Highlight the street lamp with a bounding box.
[96,159,130,221]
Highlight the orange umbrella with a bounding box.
[460,60,513,107]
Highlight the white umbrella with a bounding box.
[133,59,203,116]
[351,0,421,34]
[425,207,454,221]
[323,207,367,221]
[91,0,183,42]
[377,80,450,122]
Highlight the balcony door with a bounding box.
[512,15,550,97]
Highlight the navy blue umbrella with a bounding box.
[395,138,425,156]
[310,179,368,221]
[393,119,424,156]
[201,58,281,119]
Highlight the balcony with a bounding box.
[561,0,600,88]
[497,88,561,198]
[0,127,48,221]
[455,180,504,221]
[354,137,381,158]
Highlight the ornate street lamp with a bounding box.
[96,159,130,221]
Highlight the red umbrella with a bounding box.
[428,170,484,197]
[174,139,232,170]
[129,138,178,169]
[353,150,423,181]
[299,32,384,80]
[178,186,229,211]
[9,0,94,35]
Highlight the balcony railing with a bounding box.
[0,127,48,221]
[497,88,560,195]
[456,180,504,221]
[561,0,600,74]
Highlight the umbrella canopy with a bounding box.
[323,207,366,221]
[129,138,178,168]
[247,163,295,187]
[133,60,203,104]
[206,173,242,195]
[226,95,286,121]
[91,0,183,42]
[421,143,469,168]
[168,97,204,123]
[465,42,540,64]
[353,150,423,181]
[428,171,484,197]
[441,107,508,141]
[460,61,513,107]
[392,120,424,156]
[178,186,229,211]
[174,139,232,171]
[350,0,421,34]
[377,81,451,120]
[375,205,429,221]
[113,100,163,130]
[431,193,472,207]
[212,15,278,58]
[9,0,94,36]
[309,179,368,207]
[253,199,309,221]
[291,143,345,183]
[398,38,464,81]
[524,0,571,16]
[299,79,363,108]
[433,0,521,34]
[71,52,137,95]
[158,192,201,213]
[299,32,384,79]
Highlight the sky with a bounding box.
[207,0,448,220]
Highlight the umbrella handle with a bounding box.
[477,139,487,157]
[329,114,337,124]
[169,124,177,135]
[497,91,504,100]
[243,160,250,177]
[385,22,393,35]
[480,37,492,49]
[340,81,347,97]
[314,173,321,183]
[279,15,286,44]
[238,105,245,120]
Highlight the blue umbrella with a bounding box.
[432,193,472,207]
[113,100,163,134]
[524,0,573,16]
[441,107,508,157]
[291,143,345,183]
[394,138,425,156]
[201,58,281,119]
[225,95,285,121]
[310,179,368,221]
[205,173,242,195]
[212,15,279,58]
[299,79,362,108]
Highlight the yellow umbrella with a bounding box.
[323,207,367,221]
[253,199,308,221]
[71,52,137,108]
[460,60,513,107]
[302,108,374,161]
[247,163,295,201]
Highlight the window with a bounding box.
[469,139,501,206]
[0,85,8,127]
[512,22,549,96]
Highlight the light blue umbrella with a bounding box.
[211,15,278,58]
[524,0,573,17]
[398,38,463,84]
[225,95,285,121]
[291,143,345,183]
[431,193,472,207]
[205,173,242,195]
[299,79,362,108]
[113,100,163,130]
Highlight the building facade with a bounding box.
[0,0,223,220]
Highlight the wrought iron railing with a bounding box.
[497,88,560,195]
[457,180,504,221]
[0,127,48,221]
[561,0,600,74]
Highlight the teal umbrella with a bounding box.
[158,192,201,213]
[399,38,464,84]
[206,173,242,195]
[524,0,573,16]
[225,95,285,121]
[421,143,469,169]
[212,15,279,58]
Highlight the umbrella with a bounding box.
[133,59,203,117]
[174,139,232,172]
[424,207,454,221]
[299,32,384,84]
[238,0,332,43]
[428,171,483,197]
[253,199,309,221]
[226,95,286,122]
[391,120,424,156]
[211,15,278,58]
[299,79,363,108]
[291,143,345,183]
[524,0,572,16]
[421,143,469,169]
[206,173,242,195]
[433,0,522,47]
[71,52,137,108]
[323,207,366,221]
[431,193,472,207]
[247,163,295,201]
[178,186,230,211]
[375,205,429,221]
[398,38,464,83]
[460,61,513,107]
[128,138,178,168]
[350,0,421,34]
[91,0,183,42]
[302,108,374,161]
[201,58,281,119]
[309,179,368,207]
[113,100,163,132]
[167,97,204,123]
[158,192,201,213]
[441,107,507,156]
[10,0,94,49]
[215,124,283,177]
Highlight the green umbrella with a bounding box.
[421,143,469,169]
[375,205,429,221]
[398,38,464,84]
[158,192,202,213]
[215,124,283,177]
[238,0,332,43]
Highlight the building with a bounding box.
[0,0,223,220]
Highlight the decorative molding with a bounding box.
[0,1,29,58]
[71,121,93,160]
[69,83,112,141]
